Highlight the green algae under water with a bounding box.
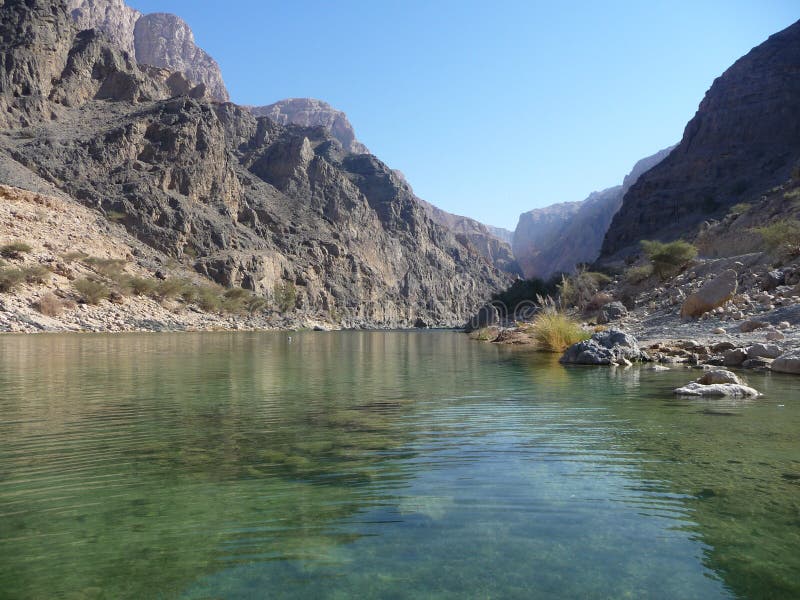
[0,331,798,599]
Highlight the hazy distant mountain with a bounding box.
[512,147,674,279]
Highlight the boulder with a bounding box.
[680,270,738,319]
[740,320,768,333]
[673,382,761,397]
[723,348,747,366]
[696,369,741,385]
[766,330,785,341]
[597,301,628,324]
[747,343,782,360]
[741,358,773,370]
[772,349,800,375]
[560,329,647,365]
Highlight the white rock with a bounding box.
[673,382,761,397]
[696,369,741,385]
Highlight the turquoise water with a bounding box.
[0,331,798,599]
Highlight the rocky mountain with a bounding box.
[0,0,511,327]
[250,99,369,155]
[417,199,521,275]
[600,19,800,261]
[513,147,674,279]
[65,0,229,102]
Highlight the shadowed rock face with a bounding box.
[0,0,510,327]
[250,99,369,155]
[512,147,673,279]
[600,19,800,260]
[65,0,229,102]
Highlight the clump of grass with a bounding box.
[21,264,50,284]
[728,202,752,216]
[35,292,64,317]
[624,263,654,284]
[62,251,88,263]
[0,268,25,292]
[753,219,800,257]
[640,239,697,279]
[73,278,110,304]
[83,257,127,278]
[529,308,590,352]
[106,210,126,223]
[1,241,32,259]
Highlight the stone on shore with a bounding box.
[747,343,782,360]
[772,349,800,375]
[597,301,627,324]
[560,329,647,365]
[680,269,737,319]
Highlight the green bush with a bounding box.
[640,240,697,279]
[118,276,157,297]
[528,308,590,352]
[155,277,192,300]
[0,268,25,292]
[753,219,800,256]
[491,277,560,308]
[274,281,297,313]
[74,278,110,304]
[196,286,222,312]
[1,242,32,259]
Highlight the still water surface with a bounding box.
[0,331,798,599]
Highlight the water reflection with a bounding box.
[0,332,797,598]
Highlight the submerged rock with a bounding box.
[560,329,647,365]
[673,382,761,398]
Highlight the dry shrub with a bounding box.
[74,278,110,304]
[586,292,613,312]
[35,292,64,317]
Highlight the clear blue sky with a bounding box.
[129,1,799,231]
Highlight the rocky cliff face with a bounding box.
[600,19,800,260]
[250,99,369,155]
[0,0,510,327]
[65,0,229,102]
[417,199,521,275]
[513,147,673,279]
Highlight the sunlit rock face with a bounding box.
[0,0,511,327]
